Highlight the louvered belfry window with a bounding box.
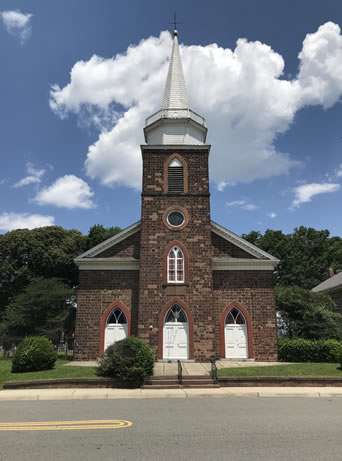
[168,158,184,193]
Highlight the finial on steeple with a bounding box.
[170,11,181,37]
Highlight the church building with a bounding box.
[74,30,279,362]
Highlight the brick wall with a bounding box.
[212,232,255,259]
[138,147,217,360]
[74,270,139,360]
[97,231,140,258]
[213,270,278,361]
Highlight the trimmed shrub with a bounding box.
[97,336,155,385]
[278,337,342,363]
[12,336,57,373]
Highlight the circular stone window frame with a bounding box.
[163,206,189,231]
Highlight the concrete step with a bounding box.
[183,384,220,388]
[142,384,181,389]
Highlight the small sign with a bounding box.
[199,326,205,333]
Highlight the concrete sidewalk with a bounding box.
[66,360,287,376]
[1,387,342,401]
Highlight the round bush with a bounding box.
[97,336,155,385]
[12,336,57,373]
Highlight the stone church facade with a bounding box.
[74,31,279,362]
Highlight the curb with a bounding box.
[1,387,342,401]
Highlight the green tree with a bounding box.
[0,226,85,319]
[275,285,342,340]
[243,226,342,289]
[1,278,75,346]
[86,224,121,250]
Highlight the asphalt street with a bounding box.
[0,397,342,461]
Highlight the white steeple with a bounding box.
[144,30,207,146]
[162,31,189,111]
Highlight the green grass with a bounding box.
[0,359,97,390]
[217,363,342,377]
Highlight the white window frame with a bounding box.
[167,246,184,283]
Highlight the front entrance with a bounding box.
[104,307,128,350]
[163,304,189,360]
[224,308,248,359]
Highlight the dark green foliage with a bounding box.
[278,338,342,363]
[1,278,75,345]
[12,336,57,373]
[86,225,121,250]
[276,285,342,340]
[242,226,342,289]
[0,226,85,319]
[97,336,155,384]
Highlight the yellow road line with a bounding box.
[0,419,130,426]
[0,419,132,431]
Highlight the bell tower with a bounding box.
[138,30,216,360]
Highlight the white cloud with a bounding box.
[13,163,46,188]
[336,164,342,177]
[50,23,342,190]
[226,200,257,211]
[0,212,54,232]
[267,212,277,218]
[1,10,32,44]
[291,183,341,208]
[34,175,95,209]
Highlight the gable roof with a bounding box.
[75,219,278,263]
[211,221,278,261]
[312,271,342,293]
[75,221,141,261]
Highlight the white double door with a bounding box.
[163,323,189,360]
[225,324,248,359]
[104,324,128,350]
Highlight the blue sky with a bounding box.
[0,0,341,239]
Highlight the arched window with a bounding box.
[165,304,188,323]
[168,158,184,193]
[106,307,127,325]
[167,246,184,283]
[225,308,246,325]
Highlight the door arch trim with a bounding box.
[99,301,131,355]
[158,297,194,360]
[220,301,254,359]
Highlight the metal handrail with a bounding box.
[177,360,183,385]
[211,358,218,384]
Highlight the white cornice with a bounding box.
[211,221,278,261]
[141,144,211,152]
[76,257,140,271]
[212,258,278,271]
[75,221,141,260]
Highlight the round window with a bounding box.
[167,210,185,227]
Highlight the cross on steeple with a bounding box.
[169,11,183,36]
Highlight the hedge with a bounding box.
[278,338,342,363]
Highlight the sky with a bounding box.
[0,0,342,239]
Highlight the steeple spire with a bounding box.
[144,29,207,145]
[162,31,189,110]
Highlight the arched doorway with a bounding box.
[104,307,128,350]
[163,304,189,359]
[224,307,248,359]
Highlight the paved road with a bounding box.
[0,397,341,460]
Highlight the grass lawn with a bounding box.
[217,363,342,377]
[0,359,97,390]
